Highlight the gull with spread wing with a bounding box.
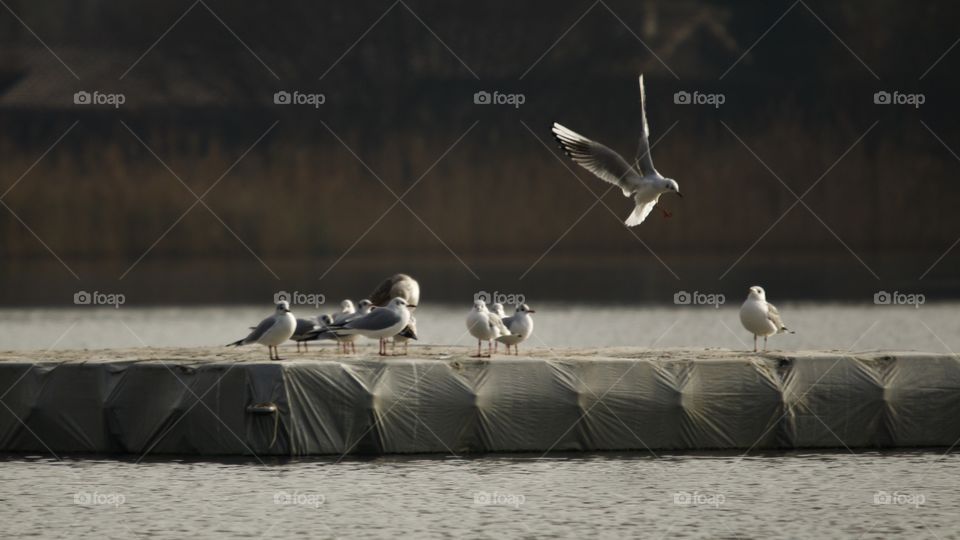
[552,74,680,227]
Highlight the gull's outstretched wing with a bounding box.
[553,122,638,197]
[634,74,657,177]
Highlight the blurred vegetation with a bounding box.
[0,0,958,301]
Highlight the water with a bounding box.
[2,304,958,538]
[0,302,957,353]
[1,452,957,538]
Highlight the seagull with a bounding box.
[489,303,506,352]
[333,299,357,324]
[291,316,321,352]
[227,301,297,360]
[369,274,420,309]
[303,299,372,354]
[392,315,418,355]
[552,74,680,227]
[739,285,794,352]
[370,274,420,344]
[466,299,511,358]
[496,304,536,355]
[326,297,414,356]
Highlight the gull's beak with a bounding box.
[407,304,417,308]
[676,192,683,198]
[528,309,537,313]
[283,308,291,313]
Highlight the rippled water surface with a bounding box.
[1,452,958,539]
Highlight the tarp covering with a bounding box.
[0,348,958,456]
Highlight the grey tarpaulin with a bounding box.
[0,348,958,456]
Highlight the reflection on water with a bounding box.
[1,451,958,538]
[0,303,957,353]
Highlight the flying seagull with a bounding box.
[552,74,680,227]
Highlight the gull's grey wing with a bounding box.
[553,123,638,197]
[634,74,657,177]
[292,318,318,338]
[343,308,402,331]
[245,316,277,342]
[766,302,788,331]
[500,314,517,331]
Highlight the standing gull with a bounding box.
[291,316,321,353]
[369,273,420,349]
[739,286,794,352]
[496,303,536,355]
[369,274,420,309]
[466,299,511,358]
[489,303,506,352]
[227,301,297,360]
[552,74,681,227]
[304,299,372,353]
[392,315,418,355]
[327,297,414,356]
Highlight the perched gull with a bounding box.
[466,299,511,358]
[392,315,418,355]
[303,299,372,353]
[739,286,794,352]
[369,273,420,349]
[369,274,420,309]
[552,74,681,227]
[327,297,414,356]
[334,299,357,324]
[227,301,297,360]
[291,316,321,353]
[489,303,506,352]
[496,303,536,355]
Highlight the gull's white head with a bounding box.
[516,303,536,314]
[473,299,488,312]
[389,297,412,309]
[747,286,766,301]
[340,299,355,312]
[490,302,505,316]
[662,178,681,198]
[275,300,291,313]
[319,314,334,325]
[357,299,373,311]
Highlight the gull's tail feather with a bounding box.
[226,338,245,347]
